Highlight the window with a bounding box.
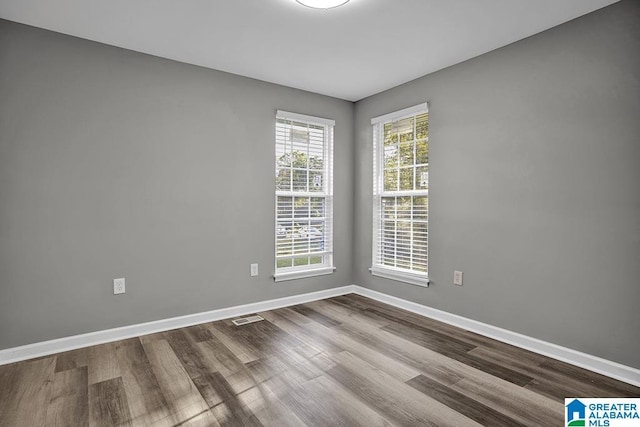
[371,103,429,286]
[275,111,334,281]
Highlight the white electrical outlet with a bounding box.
[454,271,463,286]
[113,278,126,294]
[250,263,258,277]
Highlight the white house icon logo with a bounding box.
[566,399,586,426]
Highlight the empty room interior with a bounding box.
[1,0,639,425]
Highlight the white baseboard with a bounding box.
[1,283,638,388]
[0,285,356,366]
[352,286,640,388]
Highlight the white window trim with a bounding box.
[371,103,428,125]
[277,110,335,127]
[369,266,429,287]
[274,266,336,282]
[274,110,335,282]
[371,103,429,287]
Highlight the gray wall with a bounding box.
[354,0,640,369]
[2,0,639,371]
[0,20,353,349]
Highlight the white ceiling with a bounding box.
[0,0,619,101]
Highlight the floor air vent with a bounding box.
[232,315,264,326]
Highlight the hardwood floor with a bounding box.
[0,294,638,426]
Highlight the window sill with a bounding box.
[369,266,429,288]
[274,266,336,282]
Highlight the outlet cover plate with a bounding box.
[114,278,126,294]
[454,271,463,286]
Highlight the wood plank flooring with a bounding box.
[1,294,638,426]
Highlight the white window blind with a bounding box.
[371,103,429,287]
[275,111,334,281]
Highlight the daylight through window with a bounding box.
[275,111,334,281]
[371,103,429,286]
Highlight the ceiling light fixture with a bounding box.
[296,0,350,9]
